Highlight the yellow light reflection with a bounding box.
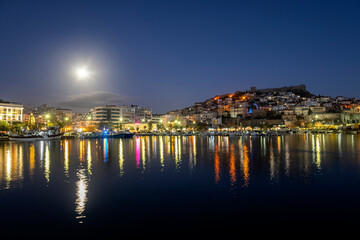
[242,145,250,187]
[44,143,50,183]
[277,136,281,154]
[177,137,181,170]
[189,137,194,172]
[64,140,69,177]
[229,144,236,187]
[160,137,164,171]
[146,137,151,162]
[239,138,244,167]
[153,137,157,158]
[167,136,171,156]
[6,147,11,189]
[119,139,124,176]
[87,141,92,175]
[214,145,220,184]
[0,143,25,189]
[18,144,23,180]
[29,144,35,174]
[80,140,85,162]
[174,137,179,170]
[315,135,321,170]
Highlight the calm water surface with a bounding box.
[1,134,360,235]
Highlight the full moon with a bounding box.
[75,67,90,79]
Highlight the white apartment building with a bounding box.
[134,106,152,123]
[0,103,24,124]
[89,105,152,123]
[119,105,135,123]
[90,105,121,122]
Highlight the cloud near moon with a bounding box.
[56,91,131,112]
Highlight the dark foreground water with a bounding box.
[1,134,360,236]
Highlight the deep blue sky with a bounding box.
[0,0,359,113]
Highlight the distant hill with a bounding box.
[207,84,314,104]
[172,84,315,114]
[251,84,313,98]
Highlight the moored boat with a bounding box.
[37,127,63,140]
[111,132,134,138]
[8,134,42,141]
[8,127,63,141]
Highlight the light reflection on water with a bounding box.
[2,134,360,188]
[75,168,88,223]
[64,140,69,178]
[119,139,124,177]
[0,134,360,225]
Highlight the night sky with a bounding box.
[0,0,359,113]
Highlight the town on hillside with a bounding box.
[1,84,360,136]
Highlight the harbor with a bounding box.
[1,0,360,236]
[0,126,359,141]
[1,133,360,235]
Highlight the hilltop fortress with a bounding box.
[250,84,307,94]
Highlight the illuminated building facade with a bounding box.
[0,103,24,124]
[119,105,135,123]
[134,106,152,123]
[88,105,153,124]
[90,105,121,122]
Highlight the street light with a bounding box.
[45,114,50,127]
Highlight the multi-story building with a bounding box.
[119,105,135,123]
[90,105,121,122]
[0,102,24,124]
[120,105,152,123]
[23,113,36,125]
[151,114,162,124]
[88,105,152,124]
[161,113,178,126]
[134,106,152,123]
